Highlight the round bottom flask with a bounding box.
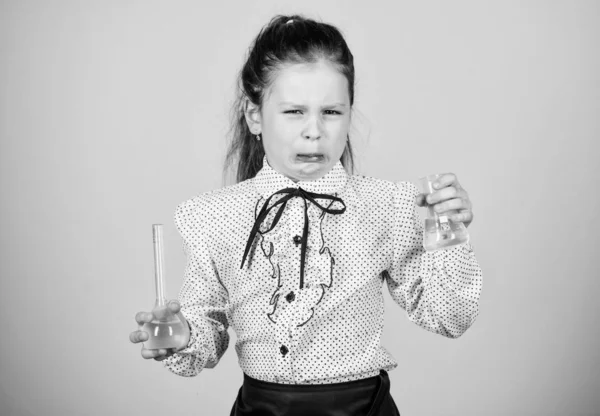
[141,224,190,350]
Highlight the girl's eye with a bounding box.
[283,109,342,116]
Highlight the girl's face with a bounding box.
[246,60,351,182]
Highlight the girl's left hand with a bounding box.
[415,173,474,228]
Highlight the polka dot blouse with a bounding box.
[162,157,483,384]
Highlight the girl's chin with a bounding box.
[289,164,332,182]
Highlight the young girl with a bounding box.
[130,14,482,416]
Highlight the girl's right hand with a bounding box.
[129,300,188,361]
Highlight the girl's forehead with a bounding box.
[266,61,349,103]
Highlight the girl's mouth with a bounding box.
[296,153,325,162]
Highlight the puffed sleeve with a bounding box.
[385,181,482,338]
[161,199,230,376]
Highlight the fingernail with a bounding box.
[433,182,439,189]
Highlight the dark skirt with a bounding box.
[230,370,400,416]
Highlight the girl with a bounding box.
[130,14,482,416]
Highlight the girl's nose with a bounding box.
[302,115,322,140]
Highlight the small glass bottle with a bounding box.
[418,174,469,251]
[141,224,189,350]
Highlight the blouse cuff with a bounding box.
[430,240,474,263]
[177,314,224,356]
[428,241,481,290]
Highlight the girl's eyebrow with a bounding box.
[278,101,348,107]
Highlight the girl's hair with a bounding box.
[224,14,356,183]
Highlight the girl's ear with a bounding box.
[244,98,262,135]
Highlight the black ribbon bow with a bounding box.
[240,187,346,289]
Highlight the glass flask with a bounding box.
[140,224,189,350]
[418,173,469,251]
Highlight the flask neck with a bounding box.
[152,224,166,306]
[152,297,173,322]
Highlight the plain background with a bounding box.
[1,1,599,415]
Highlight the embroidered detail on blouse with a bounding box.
[241,187,346,289]
[255,193,342,327]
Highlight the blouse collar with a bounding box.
[253,156,349,197]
